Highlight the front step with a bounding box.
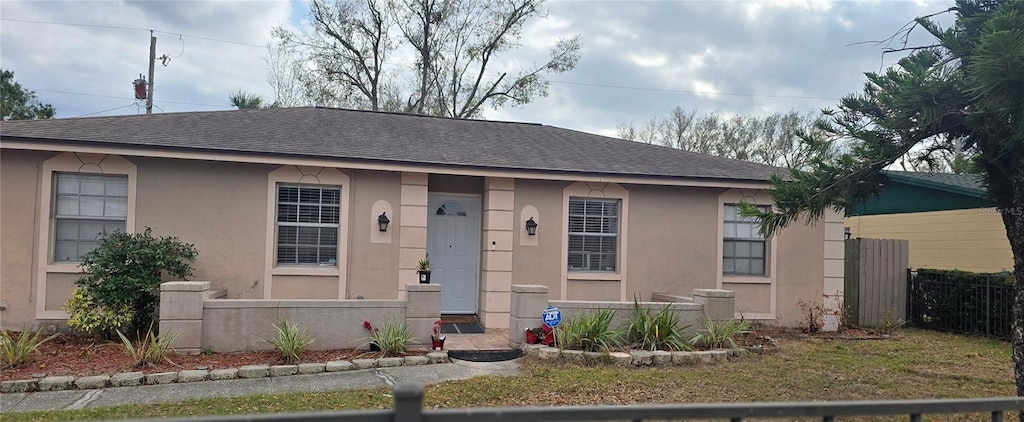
[447,349,523,362]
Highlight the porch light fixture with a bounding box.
[378,212,391,232]
[525,217,538,236]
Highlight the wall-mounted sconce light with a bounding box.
[378,212,391,232]
[844,227,851,240]
[525,217,538,236]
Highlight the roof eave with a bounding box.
[1,136,773,188]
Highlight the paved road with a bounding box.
[0,359,520,414]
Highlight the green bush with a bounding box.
[264,320,315,364]
[555,308,620,352]
[68,228,197,336]
[116,325,179,367]
[63,288,135,336]
[1,328,58,369]
[369,317,415,356]
[624,297,692,351]
[691,318,751,350]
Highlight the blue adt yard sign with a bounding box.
[542,306,562,328]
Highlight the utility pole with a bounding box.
[146,30,156,115]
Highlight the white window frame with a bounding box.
[52,172,129,262]
[722,203,769,276]
[263,166,350,299]
[275,184,341,266]
[36,152,137,320]
[567,197,620,272]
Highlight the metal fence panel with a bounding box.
[130,383,1024,422]
[907,270,1014,338]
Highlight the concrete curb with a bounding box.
[521,344,743,366]
[0,352,450,394]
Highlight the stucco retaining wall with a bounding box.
[509,284,735,347]
[161,281,440,353]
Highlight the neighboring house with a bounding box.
[0,107,844,330]
[846,171,1011,273]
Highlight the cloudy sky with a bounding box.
[1,0,951,137]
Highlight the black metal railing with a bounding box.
[907,269,1015,338]
[135,382,1022,422]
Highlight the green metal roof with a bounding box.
[847,171,997,216]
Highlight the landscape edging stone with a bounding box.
[0,352,449,393]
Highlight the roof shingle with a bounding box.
[1,107,784,182]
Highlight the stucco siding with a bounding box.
[625,184,723,299]
[348,170,401,299]
[773,221,826,326]
[134,157,272,299]
[846,209,1011,272]
[1,150,50,327]
[565,280,621,301]
[269,275,340,299]
[511,179,567,298]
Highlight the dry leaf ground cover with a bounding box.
[4,329,1017,422]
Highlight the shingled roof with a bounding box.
[1,107,783,182]
[886,170,987,198]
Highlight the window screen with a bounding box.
[276,185,340,265]
[53,173,128,262]
[723,204,768,276]
[567,198,619,271]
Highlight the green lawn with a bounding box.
[5,329,1016,421]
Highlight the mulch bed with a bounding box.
[1,333,424,382]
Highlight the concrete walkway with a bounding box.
[0,358,521,414]
[443,329,510,350]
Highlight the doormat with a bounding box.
[440,315,478,324]
[447,349,523,362]
[440,322,484,334]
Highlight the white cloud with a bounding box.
[1,0,948,139]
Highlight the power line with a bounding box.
[0,18,266,49]
[548,78,843,100]
[29,88,226,108]
[73,104,138,118]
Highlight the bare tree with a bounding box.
[617,108,823,168]
[274,0,581,118]
[264,41,309,107]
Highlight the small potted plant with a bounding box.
[417,258,431,283]
[431,320,445,350]
[528,325,552,344]
[540,324,555,346]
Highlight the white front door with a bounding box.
[427,194,481,314]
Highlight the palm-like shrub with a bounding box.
[264,320,315,364]
[369,317,415,356]
[1,328,58,369]
[555,308,620,352]
[116,325,179,367]
[625,297,692,351]
[691,318,751,350]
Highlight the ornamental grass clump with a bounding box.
[368,317,415,356]
[1,327,58,369]
[625,297,692,351]
[691,317,751,350]
[555,308,620,353]
[116,325,179,367]
[264,320,315,364]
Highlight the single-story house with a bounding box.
[846,171,1011,273]
[0,107,844,331]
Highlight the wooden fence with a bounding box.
[844,238,909,327]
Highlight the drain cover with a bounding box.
[447,349,524,362]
